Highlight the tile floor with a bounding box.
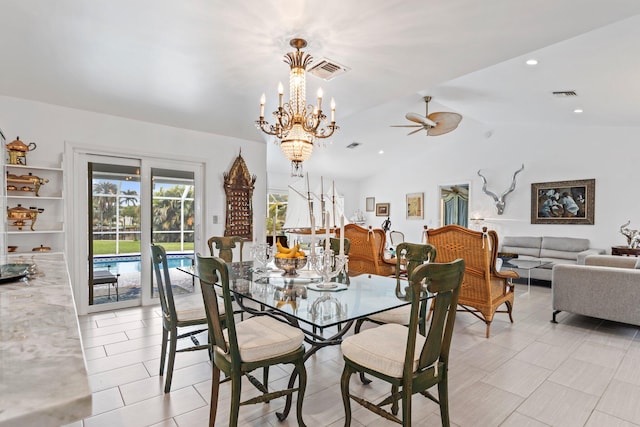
[70,284,640,426]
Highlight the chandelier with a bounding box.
[256,38,338,177]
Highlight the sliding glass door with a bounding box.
[80,154,203,312]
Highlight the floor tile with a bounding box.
[548,357,615,396]
[517,381,599,427]
[76,285,640,427]
[585,410,639,427]
[481,358,551,398]
[597,379,640,424]
[449,381,523,426]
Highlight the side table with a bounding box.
[611,246,640,257]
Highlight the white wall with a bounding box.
[354,117,638,251]
[0,95,267,310]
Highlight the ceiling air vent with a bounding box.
[308,58,350,81]
[346,142,361,149]
[552,91,578,97]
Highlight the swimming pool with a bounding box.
[94,254,193,273]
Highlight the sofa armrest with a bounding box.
[576,248,606,264]
[585,254,637,269]
[552,264,640,325]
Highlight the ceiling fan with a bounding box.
[391,96,462,136]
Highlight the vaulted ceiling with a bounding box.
[2,1,639,178]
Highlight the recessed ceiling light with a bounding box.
[525,59,538,65]
[573,109,583,114]
[378,150,384,154]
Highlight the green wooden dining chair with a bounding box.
[195,254,308,427]
[353,242,436,384]
[207,235,247,263]
[150,244,210,393]
[340,258,465,426]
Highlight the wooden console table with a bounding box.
[611,246,640,257]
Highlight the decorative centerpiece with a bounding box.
[274,242,307,277]
[309,249,348,290]
[619,220,640,249]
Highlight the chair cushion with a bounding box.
[175,293,224,322]
[228,316,304,362]
[342,323,425,378]
[367,305,410,324]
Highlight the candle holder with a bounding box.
[250,242,272,275]
[309,249,348,289]
[309,293,347,322]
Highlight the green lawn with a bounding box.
[93,240,194,255]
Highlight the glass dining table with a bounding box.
[178,260,431,419]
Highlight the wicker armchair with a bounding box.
[426,225,518,337]
[337,224,395,276]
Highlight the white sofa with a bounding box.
[500,236,605,281]
[552,255,640,325]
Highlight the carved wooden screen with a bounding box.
[223,153,256,240]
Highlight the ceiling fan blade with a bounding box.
[427,112,463,136]
[407,128,424,136]
[405,112,437,127]
[390,124,422,128]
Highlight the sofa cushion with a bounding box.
[541,236,589,252]
[540,237,590,260]
[502,236,542,257]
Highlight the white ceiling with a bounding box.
[2,1,639,179]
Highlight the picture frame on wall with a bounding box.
[406,192,424,220]
[365,197,375,212]
[531,179,595,224]
[376,203,390,217]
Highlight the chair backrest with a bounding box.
[207,236,246,263]
[425,225,499,302]
[150,244,177,328]
[389,230,405,246]
[406,259,465,376]
[195,254,240,364]
[318,237,351,256]
[337,224,393,275]
[395,242,437,279]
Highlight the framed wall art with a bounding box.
[406,192,424,220]
[531,179,595,224]
[365,197,375,212]
[376,203,390,217]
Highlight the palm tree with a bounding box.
[120,189,139,207]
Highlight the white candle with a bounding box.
[325,212,330,253]
[272,213,277,247]
[331,98,336,122]
[310,213,316,255]
[278,82,284,108]
[259,93,265,118]
[339,215,345,255]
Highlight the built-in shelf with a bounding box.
[4,160,65,254]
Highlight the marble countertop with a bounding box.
[0,252,92,427]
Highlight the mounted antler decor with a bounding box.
[477,164,524,215]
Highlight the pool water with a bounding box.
[94,254,193,273]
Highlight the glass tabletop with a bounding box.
[501,259,552,270]
[179,262,428,329]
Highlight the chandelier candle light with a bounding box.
[256,38,338,177]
